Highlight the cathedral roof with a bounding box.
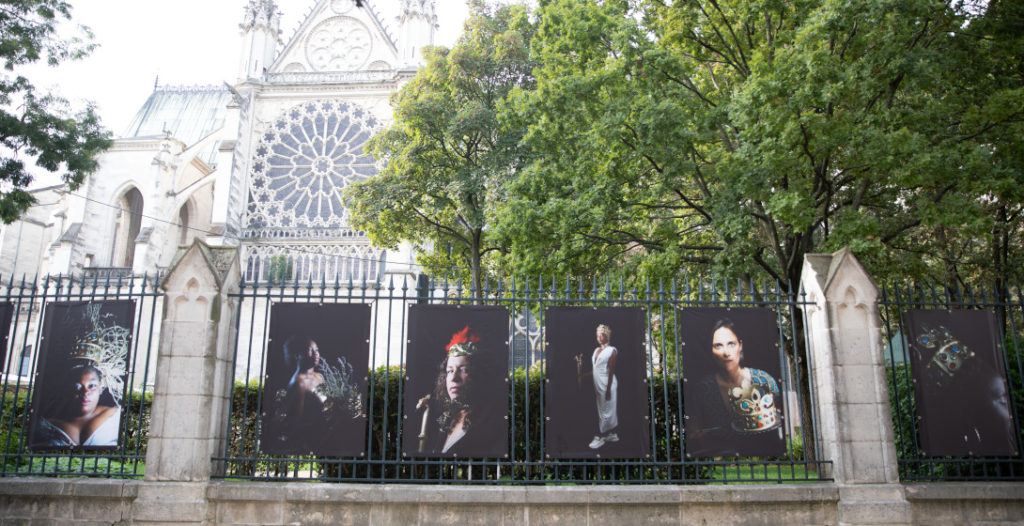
[122,85,233,167]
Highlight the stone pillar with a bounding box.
[800,247,910,526]
[133,240,240,525]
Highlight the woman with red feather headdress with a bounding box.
[416,325,501,456]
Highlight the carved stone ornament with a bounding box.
[305,16,373,71]
[331,0,354,15]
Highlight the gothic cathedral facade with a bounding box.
[0,0,438,285]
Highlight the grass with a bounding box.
[709,462,822,484]
[4,454,145,477]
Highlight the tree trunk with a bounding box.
[471,230,483,305]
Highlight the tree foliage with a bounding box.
[345,0,535,291]
[0,0,111,223]
[496,0,1024,286]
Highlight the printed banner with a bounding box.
[0,302,12,374]
[680,307,786,457]
[402,305,509,458]
[261,302,371,456]
[545,307,650,459]
[28,300,136,450]
[904,309,1018,457]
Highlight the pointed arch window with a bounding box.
[178,202,192,246]
[111,188,143,268]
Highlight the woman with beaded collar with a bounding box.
[688,317,782,456]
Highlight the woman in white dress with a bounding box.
[577,324,619,449]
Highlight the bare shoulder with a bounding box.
[94,405,119,420]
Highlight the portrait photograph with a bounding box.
[904,309,1019,457]
[680,307,786,458]
[28,300,136,450]
[260,302,371,457]
[402,304,509,459]
[544,307,650,459]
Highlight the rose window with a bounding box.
[305,16,372,71]
[246,100,379,231]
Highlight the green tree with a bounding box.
[498,0,1024,287]
[0,0,111,223]
[345,0,535,293]
[942,0,1024,291]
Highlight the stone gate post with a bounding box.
[133,240,240,525]
[800,248,911,526]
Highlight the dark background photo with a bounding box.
[260,302,371,457]
[401,304,510,459]
[679,307,786,458]
[544,306,650,459]
[28,300,135,451]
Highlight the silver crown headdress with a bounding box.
[70,303,130,402]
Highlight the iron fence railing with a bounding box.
[217,275,830,484]
[879,282,1024,481]
[0,273,162,478]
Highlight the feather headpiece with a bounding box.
[446,326,480,357]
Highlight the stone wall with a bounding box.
[3,479,1024,526]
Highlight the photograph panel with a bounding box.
[28,300,136,450]
[402,305,510,458]
[260,302,372,457]
[545,307,650,459]
[904,309,1018,457]
[0,302,12,373]
[680,307,786,458]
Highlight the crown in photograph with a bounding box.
[916,324,974,378]
[446,326,481,357]
[71,331,104,363]
[727,377,780,433]
[69,304,131,402]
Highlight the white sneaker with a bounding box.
[603,433,619,442]
[588,436,605,449]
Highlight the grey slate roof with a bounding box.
[122,85,232,167]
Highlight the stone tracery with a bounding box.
[245,99,379,234]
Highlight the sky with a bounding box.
[27,0,470,135]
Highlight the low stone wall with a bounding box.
[2,478,1022,526]
[207,482,839,525]
[0,478,135,525]
[904,483,1024,525]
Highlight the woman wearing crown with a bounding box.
[30,303,131,449]
[419,326,499,457]
[688,318,781,457]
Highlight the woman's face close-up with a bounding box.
[596,331,609,346]
[711,326,742,370]
[304,340,321,370]
[72,369,102,416]
[445,355,471,401]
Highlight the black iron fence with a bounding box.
[217,276,830,484]
[879,283,1024,481]
[0,274,162,478]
